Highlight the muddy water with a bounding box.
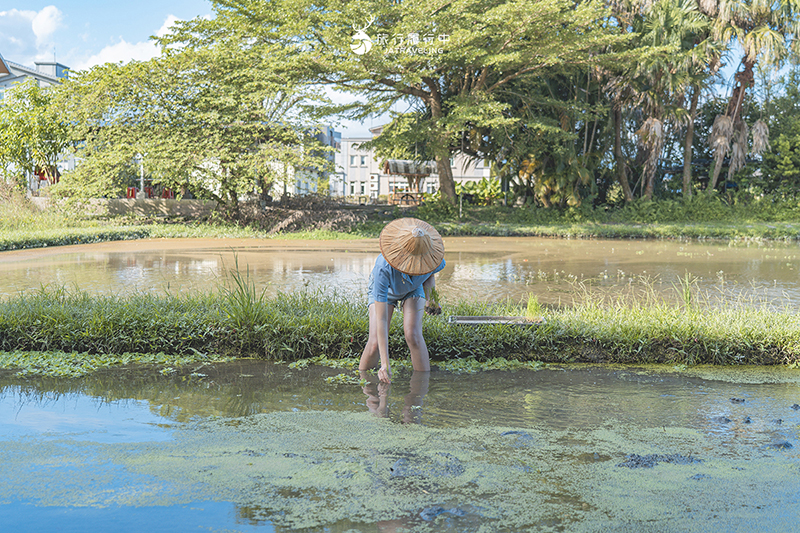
[1,362,798,531]
[1,237,799,307]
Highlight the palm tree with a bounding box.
[630,0,714,199]
[701,0,800,192]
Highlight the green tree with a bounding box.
[0,78,70,188]
[56,31,331,210]
[605,0,718,200]
[759,67,800,196]
[209,0,627,204]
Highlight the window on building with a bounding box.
[360,155,367,167]
[350,183,355,195]
[350,155,357,167]
[360,183,365,194]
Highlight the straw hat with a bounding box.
[379,218,444,275]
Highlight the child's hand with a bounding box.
[424,302,442,315]
[378,364,392,383]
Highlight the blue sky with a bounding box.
[0,1,212,70]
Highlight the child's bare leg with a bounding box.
[403,297,430,371]
[359,302,395,369]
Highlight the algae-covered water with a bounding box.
[1,362,799,532]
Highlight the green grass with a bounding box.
[3,192,800,253]
[0,220,379,251]
[3,214,798,252]
[1,277,798,377]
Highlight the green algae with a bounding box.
[552,363,800,385]
[668,364,800,384]
[0,350,233,378]
[3,409,795,532]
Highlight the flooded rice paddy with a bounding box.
[1,236,800,530]
[0,237,798,307]
[1,362,799,532]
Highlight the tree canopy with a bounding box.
[55,26,333,209]
[0,79,70,187]
[201,0,632,203]
[5,0,800,208]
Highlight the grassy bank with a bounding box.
[0,212,374,252]
[0,222,365,251]
[431,220,800,240]
[417,193,800,240]
[4,218,800,252]
[1,276,797,376]
[0,192,378,251]
[3,191,800,252]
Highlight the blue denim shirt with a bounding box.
[368,254,446,306]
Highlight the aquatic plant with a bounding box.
[0,349,231,378]
[526,294,543,319]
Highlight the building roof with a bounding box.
[0,52,10,76]
[0,52,67,87]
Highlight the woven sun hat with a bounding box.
[379,217,444,275]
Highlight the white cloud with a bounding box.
[0,9,39,64]
[0,6,63,65]
[76,39,160,70]
[75,14,181,71]
[31,5,63,44]
[156,15,180,38]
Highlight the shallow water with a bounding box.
[1,362,799,531]
[1,237,799,307]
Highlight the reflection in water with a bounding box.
[3,362,799,437]
[0,237,799,307]
[361,370,430,424]
[2,363,799,531]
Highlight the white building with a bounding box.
[0,52,69,95]
[336,125,491,201]
[272,125,341,198]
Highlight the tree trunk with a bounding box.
[727,60,754,122]
[613,107,633,201]
[708,60,754,194]
[643,151,655,200]
[682,86,699,198]
[428,85,456,204]
[435,151,456,202]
